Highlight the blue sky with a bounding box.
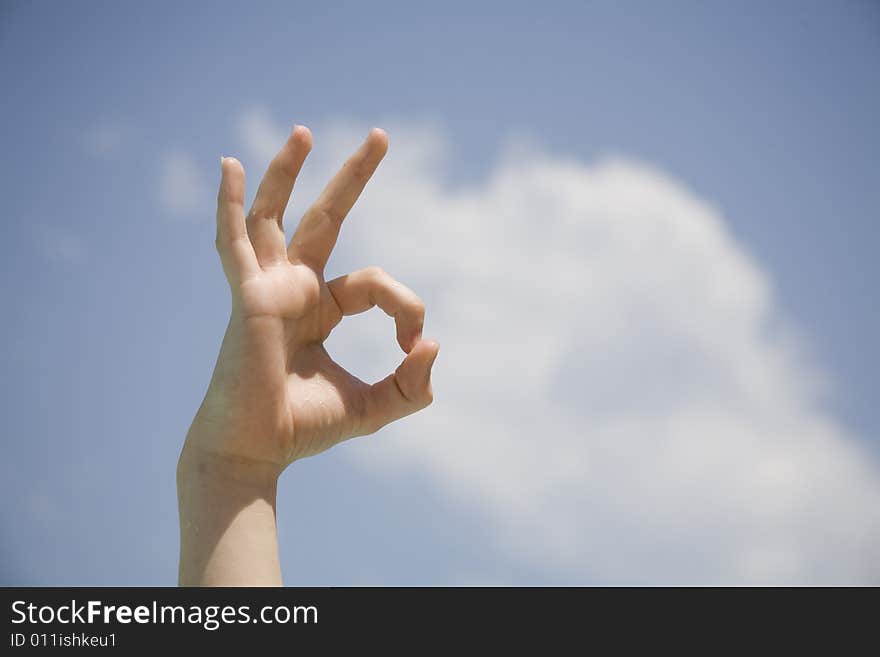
[1,1,878,584]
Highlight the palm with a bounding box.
[237,261,360,460]
[190,126,439,470]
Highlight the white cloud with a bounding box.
[239,108,289,164]
[241,111,880,584]
[158,151,210,218]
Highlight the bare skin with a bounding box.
[177,126,440,586]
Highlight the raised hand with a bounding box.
[177,125,440,586]
[185,126,440,471]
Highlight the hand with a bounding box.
[184,126,440,474]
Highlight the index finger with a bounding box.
[287,128,388,269]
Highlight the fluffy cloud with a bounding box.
[158,151,210,218]
[240,111,880,584]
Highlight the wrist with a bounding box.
[176,442,283,587]
[177,441,282,493]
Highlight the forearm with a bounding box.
[177,444,283,586]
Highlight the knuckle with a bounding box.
[217,183,245,207]
[214,234,236,253]
[347,159,372,185]
[271,150,293,174]
[365,265,388,283]
[316,205,344,226]
[247,207,282,226]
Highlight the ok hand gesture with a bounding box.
[186,126,439,471]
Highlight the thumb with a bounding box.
[360,339,440,436]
